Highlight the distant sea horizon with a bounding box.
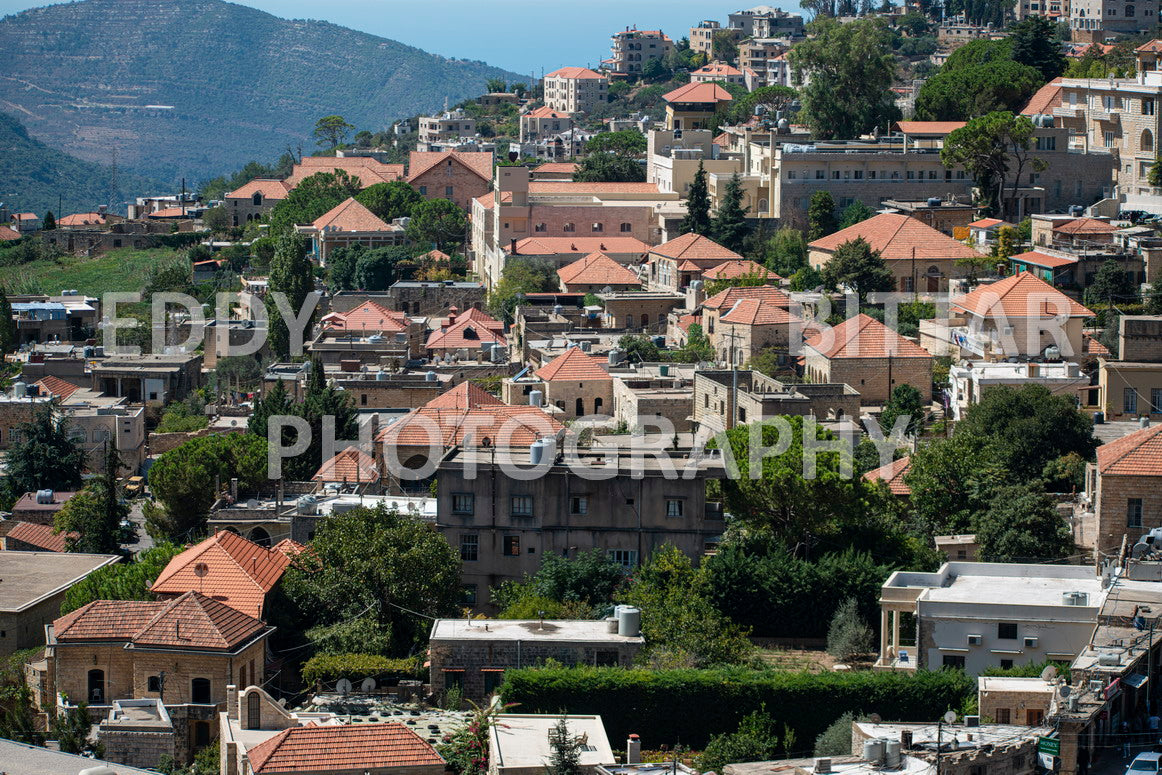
[0,0,809,74]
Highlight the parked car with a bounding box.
[1127,752,1162,775]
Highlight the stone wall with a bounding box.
[804,354,933,405]
[1095,471,1162,554]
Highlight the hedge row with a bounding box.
[300,653,424,685]
[500,666,974,748]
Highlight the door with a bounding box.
[87,669,105,703]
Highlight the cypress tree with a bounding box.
[679,161,712,236]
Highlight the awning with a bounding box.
[481,668,506,673]
[1124,673,1149,689]
[442,668,465,672]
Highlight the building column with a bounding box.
[880,608,891,662]
[892,609,902,658]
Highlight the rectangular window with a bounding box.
[1129,498,1144,528]
[1146,99,1156,116]
[609,549,638,568]
[147,676,161,692]
[1000,659,1014,670]
[461,584,477,605]
[1105,131,1116,148]
[665,499,685,518]
[998,622,1018,640]
[452,493,475,515]
[1125,387,1139,414]
[445,186,454,197]
[511,495,533,516]
[996,707,1012,724]
[419,185,428,195]
[460,534,479,561]
[570,496,589,515]
[483,670,505,694]
[906,170,916,180]
[942,654,966,669]
[503,535,521,556]
[1152,388,1162,413]
[1036,136,1057,151]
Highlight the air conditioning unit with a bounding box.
[965,715,981,728]
[1024,637,1040,648]
[968,634,983,646]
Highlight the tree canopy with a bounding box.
[406,199,468,249]
[5,404,85,497]
[821,237,894,300]
[942,111,1045,220]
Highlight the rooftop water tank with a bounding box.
[618,605,641,637]
[425,371,438,382]
[35,489,54,504]
[608,348,624,366]
[530,437,555,466]
[884,739,901,768]
[659,364,670,377]
[376,370,390,381]
[863,739,885,765]
[12,381,26,398]
[529,390,543,407]
[927,197,942,207]
[297,495,318,515]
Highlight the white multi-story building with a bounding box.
[417,109,478,152]
[543,67,608,114]
[876,563,1104,676]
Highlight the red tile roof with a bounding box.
[1009,250,1077,269]
[533,162,579,174]
[425,316,508,350]
[57,212,108,227]
[55,591,267,651]
[313,447,380,483]
[968,218,1007,229]
[150,530,291,619]
[805,313,932,359]
[1084,331,1111,357]
[12,213,37,221]
[677,312,700,332]
[246,722,444,774]
[5,521,75,552]
[0,226,20,241]
[894,121,967,135]
[700,260,776,281]
[862,456,913,495]
[146,207,191,219]
[33,375,83,400]
[376,406,563,448]
[511,237,650,256]
[524,106,572,119]
[1022,78,1063,115]
[535,347,612,381]
[693,61,744,77]
[663,82,735,104]
[650,232,743,262]
[321,301,410,334]
[273,538,307,557]
[719,298,803,326]
[1137,39,1162,52]
[545,66,606,80]
[808,213,984,263]
[312,198,396,232]
[408,151,493,183]
[703,284,793,311]
[452,307,505,330]
[421,249,451,262]
[951,271,1093,318]
[557,252,642,288]
[424,382,505,410]
[225,179,291,201]
[287,158,404,188]
[1096,423,1162,476]
[1053,217,1116,235]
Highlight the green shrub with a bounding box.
[500,666,973,748]
[300,653,424,685]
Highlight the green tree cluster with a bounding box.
[5,403,85,498]
[55,445,129,554]
[697,710,784,774]
[62,543,182,614]
[490,549,627,619]
[266,170,362,237]
[821,237,893,300]
[942,112,1045,220]
[487,257,560,323]
[266,231,315,360]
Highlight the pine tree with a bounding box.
[0,287,17,355]
[42,211,56,231]
[712,173,750,252]
[807,191,838,241]
[679,161,712,235]
[547,716,584,775]
[6,403,85,495]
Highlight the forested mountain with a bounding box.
[0,0,521,183]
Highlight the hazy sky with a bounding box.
[0,0,802,74]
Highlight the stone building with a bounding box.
[296,197,406,263]
[647,232,744,293]
[543,67,608,114]
[435,445,725,608]
[692,370,860,434]
[701,285,794,340]
[713,297,811,369]
[1097,315,1162,421]
[408,151,494,211]
[429,618,643,699]
[520,106,575,143]
[557,252,643,293]
[377,281,486,316]
[1082,423,1162,555]
[662,82,733,131]
[978,676,1056,725]
[513,347,613,419]
[90,353,203,405]
[490,714,615,775]
[803,314,934,405]
[608,28,673,79]
[224,179,289,226]
[417,109,478,151]
[98,698,177,769]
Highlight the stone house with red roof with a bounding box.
[803,313,935,405]
[1082,423,1162,554]
[714,297,813,369]
[425,308,507,359]
[407,151,493,211]
[700,285,794,340]
[519,106,574,143]
[224,179,289,226]
[662,82,733,131]
[502,347,614,420]
[34,591,272,761]
[296,198,405,263]
[285,157,404,189]
[647,232,746,293]
[150,531,293,617]
[557,252,643,293]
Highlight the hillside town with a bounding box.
[9,2,1162,775]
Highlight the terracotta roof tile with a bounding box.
[1084,331,1111,357]
[703,284,792,310]
[1137,40,1162,52]
[0,226,20,241]
[663,82,734,103]
[677,313,700,332]
[545,67,606,80]
[693,62,743,77]
[1009,250,1077,269]
[968,218,1008,229]
[719,298,804,326]
[287,158,404,188]
[1022,78,1063,115]
[805,313,933,359]
[33,375,82,400]
[525,106,572,119]
[5,521,75,552]
[313,447,380,483]
[408,151,493,184]
[557,252,642,288]
[863,455,913,495]
[53,600,160,641]
[376,406,563,448]
[511,237,650,256]
[247,722,444,774]
[57,212,108,227]
[150,531,290,619]
[225,179,291,201]
[700,260,777,281]
[895,121,967,135]
[533,163,579,174]
[312,198,396,232]
[650,233,743,262]
[273,538,307,557]
[535,348,611,381]
[1053,217,1116,235]
[421,249,451,262]
[809,213,984,262]
[132,591,267,651]
[424,382,505,410]
[146,207,191,218]
[321,301,410,334]
[425,316,508,350]
[1096,424,1162,476]
[951,271,1093,318]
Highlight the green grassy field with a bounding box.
[0,247,183,296]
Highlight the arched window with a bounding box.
[248,527,271,547]
[252,192,262,206]
[594,397,604,413]
[1127,4,1136,15]
[575,397,585,416]
[1144,129,1155,152]
[620,222,632,232]
[641,314,649,327]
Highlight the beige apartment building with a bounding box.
[690,61,747,86]
[1070,0,1157,39]
[543,67,608,114]
[1097,315,1162,420]
[417,109,478,152]
[739,38,792,89]
[608,28,673,78]
[728,5,804,38]
[647,129,743,197]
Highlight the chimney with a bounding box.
[626,734,641,764]
[230,478,239,500]
[510,238,517,254]
[227,684,239,721]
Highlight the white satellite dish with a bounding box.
[361,677,377,692]
[943,710,957,724]
[1040,665,1058,682]
[336,678,353,695]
